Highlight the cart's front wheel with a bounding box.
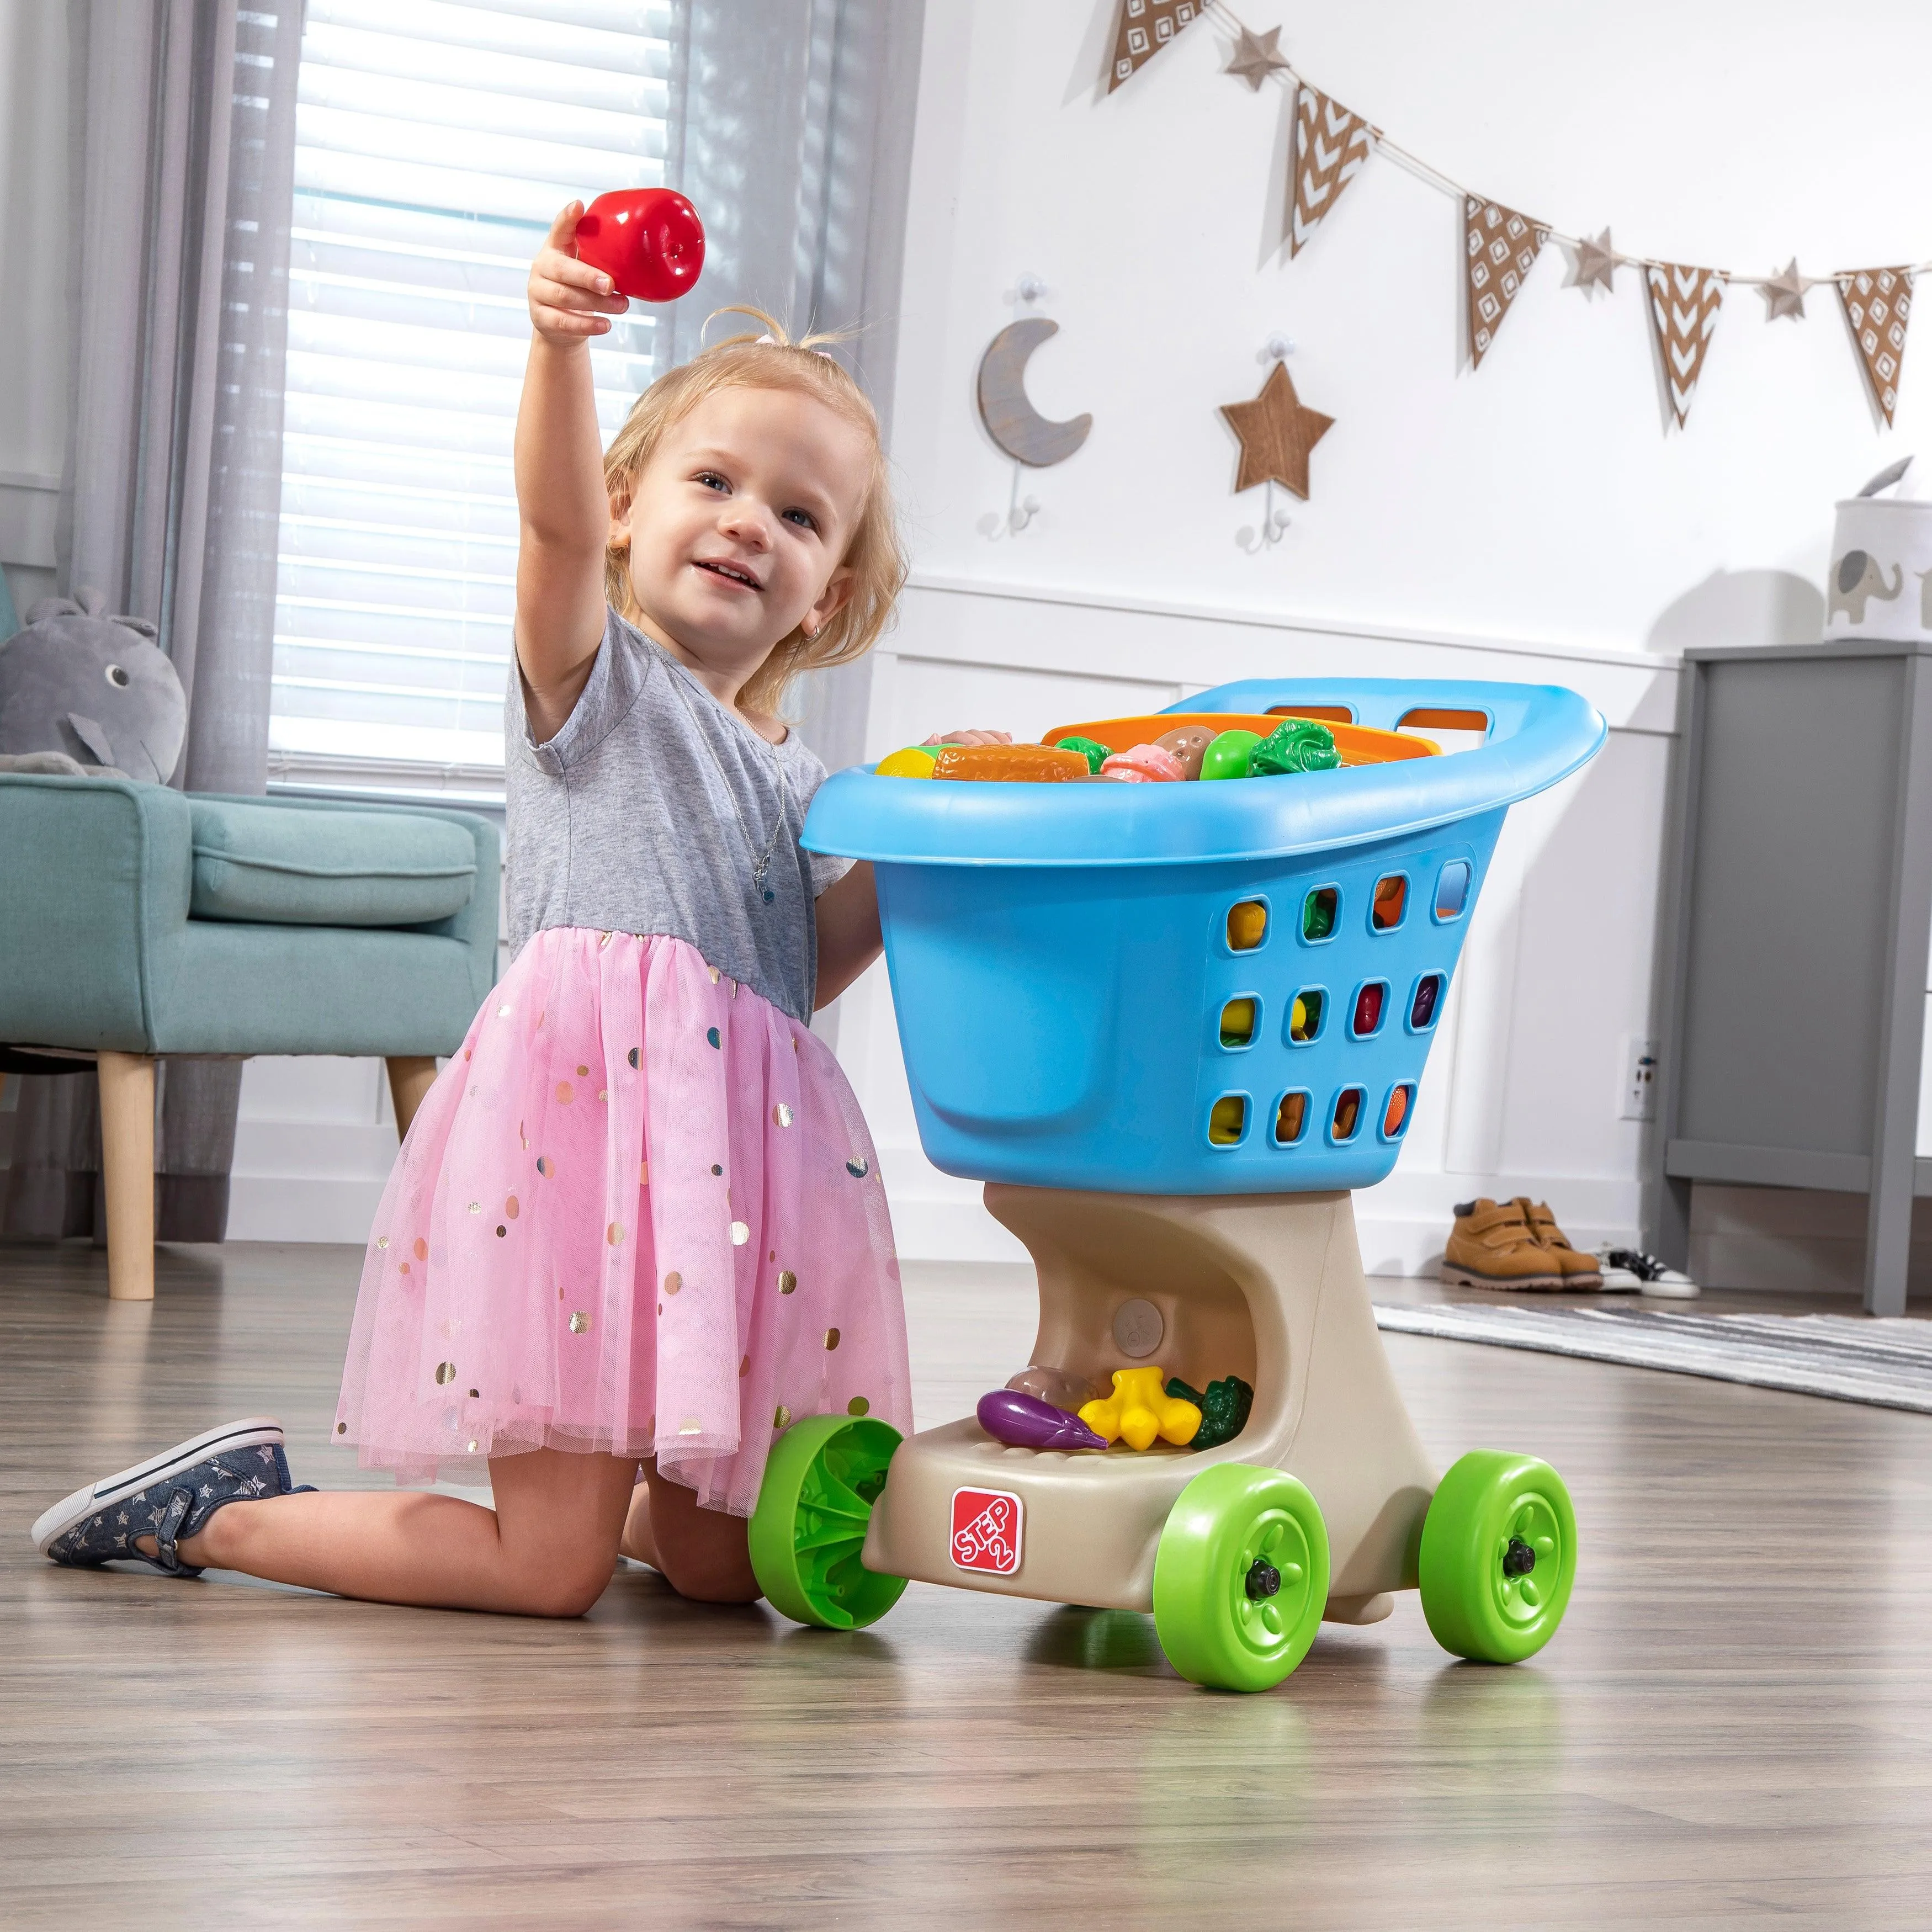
[1419,1450,1575,1663]
[750,1414,908,1630]
[1153,1463,1329,1691]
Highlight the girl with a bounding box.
[31,204,1003,1616]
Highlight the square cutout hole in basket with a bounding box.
[1371,875,1408,931]
[1351,981,1388,1037]
[1302,887,1337,942]
[1274,1090,1309,1144]
[1409,973,1444,1030]
[1227,900,1268,951]
[1288,988,1325,1044]
[1208,1094,1249,1145]
[1331,1087,1365,1142]
[1435,860,1472,920]
[1219,997,1259,1048]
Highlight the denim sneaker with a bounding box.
[31,1418,304,1578]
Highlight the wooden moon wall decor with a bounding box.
[976,318,1093,467]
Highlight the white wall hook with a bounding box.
[1010,493,1042,533]
[1015,273,1048,305]
[1236,482,1293,553]
[1263,332,1296,362]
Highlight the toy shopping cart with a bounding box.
[749,677,1605,1691]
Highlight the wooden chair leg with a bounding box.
[97,1051,156,1303]
[385,1056,438,1142]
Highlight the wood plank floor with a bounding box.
[3,1241,1930,1929]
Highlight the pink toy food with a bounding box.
[976,1389,1108,1451]
[1100,743,1185,783]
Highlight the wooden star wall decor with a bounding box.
[1220,363,1334,499]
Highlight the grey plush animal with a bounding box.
[0,589,187,783]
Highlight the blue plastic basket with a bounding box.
[804,677,1605,1195]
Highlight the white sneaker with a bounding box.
[1597,1248,1700,1299]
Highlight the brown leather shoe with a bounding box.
[1513,1198,1605,1289]
[1438,1198,1567,1289]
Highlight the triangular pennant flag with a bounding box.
[1289,87,1376,257]
[1837,267,1913,427]
[1645,263,1728,427]
[1464,198,1549,368]
[1106,0,1203,92]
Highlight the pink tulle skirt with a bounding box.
[333,927,912,1512]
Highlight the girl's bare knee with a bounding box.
[513,1556,615,1618]
[658,1539,761,1605]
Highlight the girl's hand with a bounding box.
[922,729,1013,747]
[528,203,630,347]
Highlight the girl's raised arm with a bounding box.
[514,202,630,742]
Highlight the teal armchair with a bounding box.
[0,774,500,1298]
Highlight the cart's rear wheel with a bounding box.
[749,1414,907,1630]
[1419,1450,1575,1663]
[1152,1463,1329,1691]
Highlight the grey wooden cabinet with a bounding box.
[1650,639,1932,1315]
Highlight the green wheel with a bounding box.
[1152,1463,1329,1692]
[1419,1450,1576,1663]
[750,1414,907,1630]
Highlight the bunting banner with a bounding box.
[1838,268,1913,427]
[1108,0,1203,92]
[1102,7,1928,438]
[1647,264,1729,428]
[1289,87,1375,257]
[1466,199,1549,368]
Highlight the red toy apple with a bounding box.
[574,189,705,303]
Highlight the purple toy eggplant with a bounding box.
[976,1388,1107,1451]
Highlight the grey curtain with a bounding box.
[661,0,925,778]
[3,0,301,1246]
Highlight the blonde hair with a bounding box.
[603,307,907,720]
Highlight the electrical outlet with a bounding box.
[1620,1037,1658,1122]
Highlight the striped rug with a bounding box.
[1373,1303,1932,1415]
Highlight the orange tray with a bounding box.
[1043,711,1439,768]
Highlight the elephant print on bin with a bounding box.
[1828,549,1904,625]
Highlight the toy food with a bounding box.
[1219,997,1256,1047]
[1226,900,1267,950]
[977,1388,1107,1451]
[1199,729,1262,780]
[1302,888,1337,940]
[1410,975,1440,1028]
[1005,1365,1099,1411]
[875,746,937,778]
[1079,1367,1202,1451]
[1057,735,1112,774]
[1353,983,1384,1034]
[1165,1374,1254,1450]
[1101,743,1185,782]
[1382,1086,1409,1135]
[931,743,1089,782]
[574,188,705,301]
[1251,718,1341,776]
[1154,725,1215,779]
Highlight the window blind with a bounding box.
[270,0,672,776]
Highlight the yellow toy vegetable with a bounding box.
[1079,1366,1202,1451]
[875,746,938,778]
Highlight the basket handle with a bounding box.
[1171,678,1549,740]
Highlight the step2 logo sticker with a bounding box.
[951,1487,1023,1575]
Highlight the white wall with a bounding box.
[0,0,68,617]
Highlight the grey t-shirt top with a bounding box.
[505,608,850,1025]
